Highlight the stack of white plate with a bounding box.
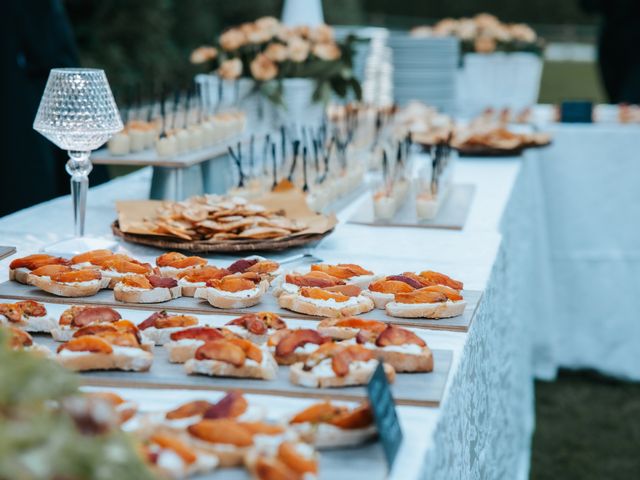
[388,33,459,113]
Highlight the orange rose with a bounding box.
[190,46,218,64]
[255,16,280,36]
[287,36,310,62]
[309,24,334,43]
[218,58,243,80]
[220,28,246,51]
[264,42,288,62]
[312,42,341,61]
[250,53,278,81]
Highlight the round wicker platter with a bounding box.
[112,221,333,253]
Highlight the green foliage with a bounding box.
[0,333,154,480]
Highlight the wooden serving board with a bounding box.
[0,281,481,332]
[36,336,452,407]
[348,184,475,231]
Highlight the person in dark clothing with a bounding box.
[0,0,109,217]
[581,0,640,103]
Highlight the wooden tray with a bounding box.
[36,336,452,407]
[348,184,475,231]
[112,221,334,253]
[0,281,481,332]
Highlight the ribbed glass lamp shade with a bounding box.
[33,68,123,150]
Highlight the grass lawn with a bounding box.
[539,61,607,104]
[531,370,640,479]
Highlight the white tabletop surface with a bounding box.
[0,152,523,479]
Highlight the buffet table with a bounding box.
[0,153,533,479]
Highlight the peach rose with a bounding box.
[220,28,246,51]
[510,23,537,43]
[217,58,243,80]
[309,24,334,43]
[264,42,288,62]
[287,36,310,62]
[456,19,477,40]
[474,35,497,54]
[474,13,500,29]
[276,25,294,42]
[294,25,311,39]
[250,53,278,81]
[242,22,272,44]
[312,42,341,61]
[433,18,458,36]
[410,26,433,38]
[256,16,280,36]
[190,46,218,64]
[486,25,511,42]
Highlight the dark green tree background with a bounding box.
[65,0,595,99]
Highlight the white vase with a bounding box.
[278,78,325,127]
[456,52,543,118]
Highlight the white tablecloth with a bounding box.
[532,124,640,380]
[0,152,534,479]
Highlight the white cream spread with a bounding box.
[170,338,205,347]
[205,286,261,298]
[155,449,185,476]
[58,345,151,369]
[178,278,206,288]
[281,282,301,295]
[298,295,361,309]
[308,358,377,378]
[117,284,151,292]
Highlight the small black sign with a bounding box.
[367,363,403,470]
[560,100,593,123]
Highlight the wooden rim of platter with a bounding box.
[111,221,334,253]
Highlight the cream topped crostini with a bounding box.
[383,270,465,319]
[194,273,269,309]
[176,266,230,297]
[244,440,319,480]
[27,265,110,297]
[278,285,374,318]
[113,274,182,304]
[155,252,208,279]
[141,391,264,435]
[289,343,395,388]
[267,328,331,366]
[90,254,154,288]
[316,317,386,341]
[224,312,288,344]
[185,418,287,467]
[51,305,122,341]
[4,325,51,357]
[138,311,209,345]
[308,263,379,289]
[288,401,377,448]
[272,270,346,298]
[9,254,69,284]
[0,300,54,333]
[164,326,237,363]
[142,432,219,478]
[184,338,278,380]
[353,323,434,372]
[56,321,153,372]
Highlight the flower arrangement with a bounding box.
[190,16,361,104]
[410,13,544,56]
[0,332,154,479]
